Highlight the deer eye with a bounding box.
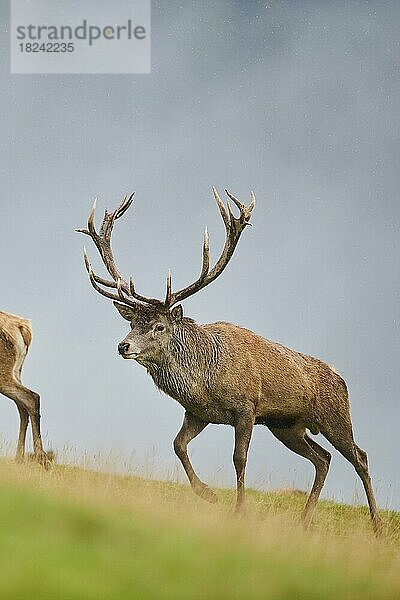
[155,323,165,332]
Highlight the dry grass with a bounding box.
[0,455,398,598]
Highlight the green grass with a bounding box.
[0,459,398,599]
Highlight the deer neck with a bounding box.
[146,321,221,400]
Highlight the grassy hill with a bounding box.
[0,458,398,599]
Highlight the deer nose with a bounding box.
[118,342,130,355]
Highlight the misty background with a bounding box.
[1,1,399,508]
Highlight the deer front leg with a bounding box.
[233,411,255,512]
[173,411,217,503]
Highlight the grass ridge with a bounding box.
[0,458,398,599]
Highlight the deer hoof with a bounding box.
[34,450,55,470]
[195,483,218,504]
[372,516,385,539]
[234,504,245,515]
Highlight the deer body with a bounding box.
[78,188,383,535]
[0,310,49,466]
[141,319,337,429]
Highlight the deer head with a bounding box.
[76,188,255,363]
[113,302,184,365]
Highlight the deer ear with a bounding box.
[170,305,183,323]
[113,302,137,322]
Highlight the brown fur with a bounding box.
[0,310,50,467]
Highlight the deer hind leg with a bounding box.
[1,383,49,468]
[15,405,29,462]
[13,351,29,462]
[320,419,383,536]
[268,423,331,528]
[173,411,217,504]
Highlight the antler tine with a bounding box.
[224,189,243,211]
[167,187,255,307]
[200,227,210,280]
[212,186,229,231]
[87,197,98,236]
[82,248,126,304]
[83,245,90,272]
[75,198,98,237]
[82,246,119,290]
[249,190,256,210]
[225,188,255,223]
[115,192,135,219]
[127,275,160,306]
[116,278,137,307]
[165,270,172,306]
[91,274,118,289]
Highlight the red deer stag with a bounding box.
[0,311,50,466]
[77,189,382,535]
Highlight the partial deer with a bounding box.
[77,189,382,535]
[0,311,50,467]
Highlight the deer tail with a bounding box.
[19,321,32,349]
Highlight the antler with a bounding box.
[77,188,255,310]
[76,193,161,307]
[167,187,255,306]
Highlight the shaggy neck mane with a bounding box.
[146,318,221,399]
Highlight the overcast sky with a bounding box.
[1,1,399,509]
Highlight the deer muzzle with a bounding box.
[118,342,130,355]
[117,340,141,359]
